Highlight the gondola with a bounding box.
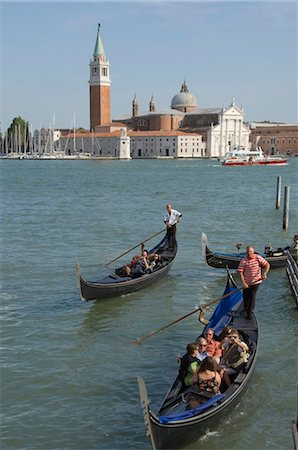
[138,271,258,450]
[76,231,177,301]
[286,250,298,307]
[202,233,290,269]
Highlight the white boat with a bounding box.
[220,147,288,166]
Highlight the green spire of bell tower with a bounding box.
[93,23,105,58]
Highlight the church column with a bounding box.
[225,119,229,153]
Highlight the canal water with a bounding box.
[1,158,297,450]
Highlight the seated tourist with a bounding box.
[121,250,143,276]
[147,253,161,272]
[192,356,221,394]
[219,328,249,376]
[196,337,209,362]
[178,343,200,388]
[217,325,234,342]
[220,328,249,356]
[130,249,150,278]
[204,328,222,363]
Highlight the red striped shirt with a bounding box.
[237,254,267,285]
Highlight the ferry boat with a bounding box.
[221,147,288,166]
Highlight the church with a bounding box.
[62,24,251,159]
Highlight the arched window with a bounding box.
[137,119,146,126]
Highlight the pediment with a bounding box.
[223,105,244,116]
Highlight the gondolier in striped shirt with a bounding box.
[164,204,182,249]
[237,245,270,319]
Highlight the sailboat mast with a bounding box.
[73,113,76,155]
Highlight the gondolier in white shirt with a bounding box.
[164,204,182,249]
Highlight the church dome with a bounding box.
[171,81,197,112]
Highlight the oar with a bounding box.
[133,306,201,345]
[104,228,167,266]
[133,278,264,344]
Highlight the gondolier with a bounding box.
[164,204,182,249]
[237,245,270,319]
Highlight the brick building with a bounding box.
[249,123,298,156]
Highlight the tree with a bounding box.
[7,117,30,153]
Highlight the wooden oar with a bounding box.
[133,278,264,344]
[133,306,200,345]
[104,228,166,266]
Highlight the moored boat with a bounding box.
[220,147,288,166]
[202,233,292,269]
[138,271,258,449]
[76,231,177,301]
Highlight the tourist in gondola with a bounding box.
[130,249,150,278]
[218,329,250,384]
[147,253,162,272]
[237,245,270,319]
[196,337,209,362]
[192,356,221,394]
[204,328,222,363]
[164,203,182,249]
[178,343,201,387]
[220,329,249,358]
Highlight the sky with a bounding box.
[0,1,297,132]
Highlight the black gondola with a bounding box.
[76,232,177,301]
[202,233,290,269]
[138,271,258,450]
[286,250,298,307]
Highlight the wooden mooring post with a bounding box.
[283,186,290,230]
[276,176,281,209]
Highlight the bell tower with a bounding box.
[149,95,155,112]
[89,24,111,130]
[132,94,139,117]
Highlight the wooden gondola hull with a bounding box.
[138,272,258,449]
[205,245,287,269]
[148,370,254,449]
[77,233,177,301]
